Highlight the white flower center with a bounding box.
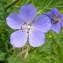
[21,23,33,33]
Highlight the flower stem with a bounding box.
[5,0,19,10]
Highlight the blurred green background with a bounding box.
[0,0,63,63]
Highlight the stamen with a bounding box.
[21,22,33,33]
[52,15,60,24]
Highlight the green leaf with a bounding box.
[0,51,6,61]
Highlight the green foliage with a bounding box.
[0,0,63,63]
[0,51,6,61]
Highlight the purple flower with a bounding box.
[6,4,51,48]
[45,8,63,33]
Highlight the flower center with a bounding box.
[51,15,60,24]
[21,23,33,33]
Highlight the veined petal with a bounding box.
[6,13,23,30]
[45,8,60,19]
[29,29,45,47]
[51,8,60,16]
[51,23,61,34]
[33,15,51,33]
[44,12,52,17]
[19,4,36,22]
[10,30,27,48]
